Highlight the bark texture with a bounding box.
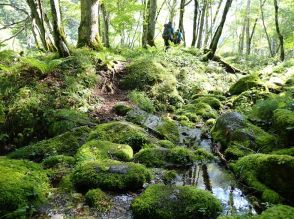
[274,0,285,61]
[191,0,199,47]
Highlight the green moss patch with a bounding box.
[131,184,222,219]
[273,109,294,146]
[76,140,133,162]
[72,160,151,192]
[112,103,132,116]
[8,126,91,162]
[156,118,180,143]
[257,205,294,219]
[88,121,151,152]
[0,157,50,216]
[231,154,294,204]
[192,96,222,110]
[229,74,265,95]
[85,188,112,212]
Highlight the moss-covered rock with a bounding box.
[88,121,151,152]
[85,188,112,212]
[131,184,222,219]
[229,74,265,95]
[8,126,91,162]
[271,147,294,156]
[231,154,294,204]
[257,205,294,219]
[42,155,75,169]
[211,112,277,154]
[192,96,222,110]
[273,109,294,146]
[177,102,218,121]
[158,140,176,148]
[72,160,151,192]
[112,103,132,116]
[156,118,179,143]
[162,170,177,185]
[0,157,49,216]
[134,147,196,168]
[76,140,133,162]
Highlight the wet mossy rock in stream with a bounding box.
[131,184,223,219]
[156,118,180,143]
[75,140,133,162]
[229,74,266,95]
[8,126,91,162]
[272,109,294,146]
[85,188,112,212]
[0,157,50,216]
[211,112,277,156]
[231,154,294,204]
[133,147,197,168]
[88,121,152,152]
[72,160,151,192]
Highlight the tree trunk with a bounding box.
[196,0,207,48]
[260,0,273,57]
[191,0,199,47]
[274,0,285,61]
[50,0,70,57]
[248,17,258,55]
[203,1,210,48]
[167,0,178,23]
[100,3,110,48]
[206,0,233,60]
[142,0,148,48]
[77,0,103,50]
[245,0,251,56]
[147,0,157,47]
[26,0,56,51]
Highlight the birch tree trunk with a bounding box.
[77,0,103,50]
[50,0,70,57]
[196,0,207,48]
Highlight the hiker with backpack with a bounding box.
[174,29,183,45]
[162,21,174,51]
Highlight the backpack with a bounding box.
[162,25,172,40]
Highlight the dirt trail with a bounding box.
[92,61,131,121]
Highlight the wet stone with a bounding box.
[108,165,129,174]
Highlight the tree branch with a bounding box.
[184,0,192,6]
[0,3,29,16]
[0,18,29,31]
[0,22,28,44]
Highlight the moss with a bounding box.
[85,188,112,212]
[112,103,131,116]
[211,112,277,153]
[88,121,151,152]
[229,74,265,95]
[194,148,214,163]
[273,109,294,146]
[47,109,92,137]
[156,118,179,143]
[131,184,222,219]
[134,147,196,168]
[128,91,155,113]
[231,154,294,204]
[162,170,177,185]
[158,140,176,148]
[8,126,91,162]
[224,143,252,160]
[76,140,133,162]
[178,102,218,120]
[271,147,294,156]
[42,155,75,169]
[192,96,222,110]
[72,160,151,192]
[120,58,169,90]
[0,157,50,216]
[257,205,294,218]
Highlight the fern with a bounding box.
[21,57,65,74]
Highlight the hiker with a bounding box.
[162,21,174,51]
[174,29,183,45]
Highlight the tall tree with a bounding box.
[100,2,110,48]
[196,0,207,48]
[206,0,233,59]
[260,0,273,57]
[147,0,157,46]
[245,0,251,55]
[273,0,285,61]
[26,0,56,51]
[50,0,70,57]
[178,0,192,46]
[191,0,199,47]
[142,0,149,47]
[77,0,103,50]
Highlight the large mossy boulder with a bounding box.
[72,160,151,192]
[0,157,49,216]
[211,112,277,156]
[229,75,265,95]
[88,121,152,152]
[131,184,222,219]
[8,126,91,162]
[231,154,294,204]
[273,109,294,146]
[120,58,169,90]
[134,147,197,168]
[156,118,180,143]
[76,140,133,162]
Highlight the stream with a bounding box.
[42,108,256,218]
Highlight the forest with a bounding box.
[0,0,293,218]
